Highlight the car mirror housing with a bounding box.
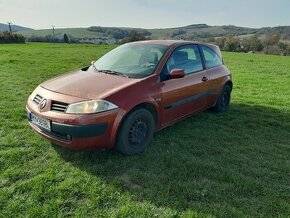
[169,69,185,79]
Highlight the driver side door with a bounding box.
[160,45,210,126]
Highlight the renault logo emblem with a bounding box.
[39,99,47,110]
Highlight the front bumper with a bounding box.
[26,86,125,149]
[26,106,120,149]
[27,106,108,138]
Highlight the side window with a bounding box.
[201,46,223,68]
[166,45,203,75]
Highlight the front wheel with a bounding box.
[116,108,155,155]
[212,84,232,112]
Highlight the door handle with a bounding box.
[201,76,208,82]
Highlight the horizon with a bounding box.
[1,0,290,30]
[1,22,290,31]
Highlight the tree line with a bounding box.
[88,26,151,40]
[26,33,78,43]
[203,34,290,55]
[1,29,290,56]
[0,32,25,43]
[26,31,149,44]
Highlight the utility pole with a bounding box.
[7,22,12,33]
[51,25,55,43]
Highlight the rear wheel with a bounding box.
[213,84,232,112]
[116,108,155,155]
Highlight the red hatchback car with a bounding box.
[26,40,232,155]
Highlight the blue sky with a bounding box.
[0,0,289,29]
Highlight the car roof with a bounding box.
[131,40,207,46]
[131,40,195,46]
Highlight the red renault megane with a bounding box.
[26,40,232,155]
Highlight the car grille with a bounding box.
[51,101,68,112]
[33,94,43,105]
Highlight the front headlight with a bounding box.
[65,100,118,114]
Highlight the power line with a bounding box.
[7,22,12,33]
[51,25,55,43]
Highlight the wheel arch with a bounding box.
[122,102,159,130]
[110,101,159,147]
[211,79,232,111]
[211,79,233,108]
[224,80,233,92]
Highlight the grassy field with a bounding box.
[0,43,290,217]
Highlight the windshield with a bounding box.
[93,43,168,78]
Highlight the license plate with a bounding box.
[29,112,51,132]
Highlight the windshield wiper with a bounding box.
[97,69,129,78]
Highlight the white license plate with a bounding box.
[29,112,51,132]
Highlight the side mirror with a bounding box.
[169,69,185,79]
[91,60,95,65]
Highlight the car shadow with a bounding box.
[52,103,290,217]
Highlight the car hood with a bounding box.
[41,67,140,99]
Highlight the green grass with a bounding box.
[1,43,290,217]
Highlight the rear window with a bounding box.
[201,46,223,69]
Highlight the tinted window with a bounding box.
[201,46,223,68]
[164,45,203,78]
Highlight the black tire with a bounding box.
[213,84,232,113]
[116,108,155,155]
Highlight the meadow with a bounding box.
[0,43,290,217]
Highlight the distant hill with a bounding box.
[17,24,290,43]
[19,28,105,39]
[0,23,33,32]
[18,24,257,40]
[148,24,258,40]
[256,26,290,40]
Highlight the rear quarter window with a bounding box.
[201,46,223,69]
